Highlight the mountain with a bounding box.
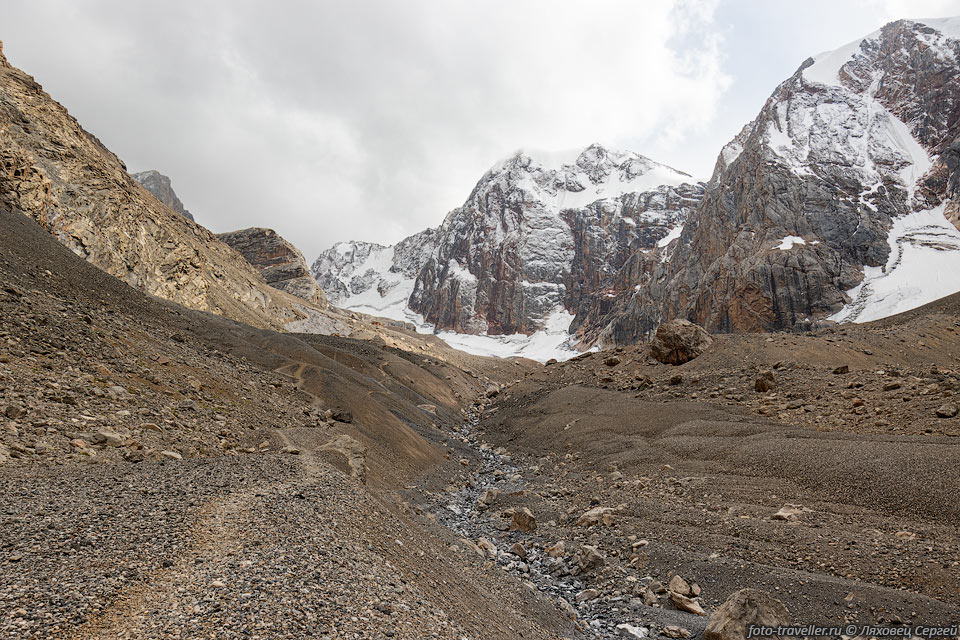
[218,227,327,305]
[580,18,960,345]
[311,228,439,320]
[312,144,703,354]
[131,169,195,221]
[0,42,312,330]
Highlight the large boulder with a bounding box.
[704,589,791,640]
[650,319,713,365]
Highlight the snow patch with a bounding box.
[774,235,806,251]
[432,308,585,363]
[830,206,960,323]
[656,225,683,248]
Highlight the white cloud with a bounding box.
[1,0,731,259]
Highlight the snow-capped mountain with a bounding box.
[310,229,439,322]
[408,144,703,337]
[311,143,703,358]
[578,18,960,345]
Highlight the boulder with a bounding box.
[704,589,791,640]
[650,320,713,365]
[509,507,537,533]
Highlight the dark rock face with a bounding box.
[649,319,713,365]
[131,170,195,221]
[578,19,960,345]
[407,144,702,335]
[217,228,325,306]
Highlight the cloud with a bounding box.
[1,0,731,259]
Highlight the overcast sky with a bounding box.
[4,0,960,259]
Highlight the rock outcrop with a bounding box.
[580,18,960,345]
[218,227,326,305]
[0,42,311,330]
[131,170,195,221]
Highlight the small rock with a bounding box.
[575,545,605,571]
[576,588,600,602]
[662,626,691,639]
[668,574,691,596]
[281,446,301,455]
[771,504,803,521]
[509,542,527,560]
[577,506,615,526]
[476,538,497,558]
[754,371,776,393]
[832,365,849,375]
[545,541,565,558]
[704,589,791,640]
[669,591,706,616]
[557,597,577,620]
[936,403,958,418]
[159,450,183,461]
[509,507,537,533]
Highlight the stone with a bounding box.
[96,430,124,447]
[575,545,605,571]
[832,365,850,375]
[509,507,537,533]
[616,623,650,639]
[650,319,713,365]
[704,589,791,640]
[509,542,527,560]
[485,385,500,398]
[159,450,183,461]
[771,505,803,521]
[577,506,615,526]
[477,488,500,509]
[754,371,776,392]
[668,574,691,596]
[576,588,599,602]
[663,626,691,639]
[669,591,707,616]
[936,403,958,418]
[476,538,497,558]
[545,541,566,558]
[281,446,301,455]
[604,355,622,367]
[3,404,26,419]
[557,597,578,620]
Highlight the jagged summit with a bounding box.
[131,170,195,221]
[485,143,694,211]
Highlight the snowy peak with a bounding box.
[488,143,694,211]
[803,18,960,89]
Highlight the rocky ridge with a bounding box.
[218,227,326,306]
[131,169,195,221]
[0,42,312,331]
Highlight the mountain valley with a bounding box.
[2,14,960,640]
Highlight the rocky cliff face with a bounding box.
[407,144,703,335]
[576,18,960,346]
[0,43,310,330]
[217,227,326,306]
[131,170,195,221]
